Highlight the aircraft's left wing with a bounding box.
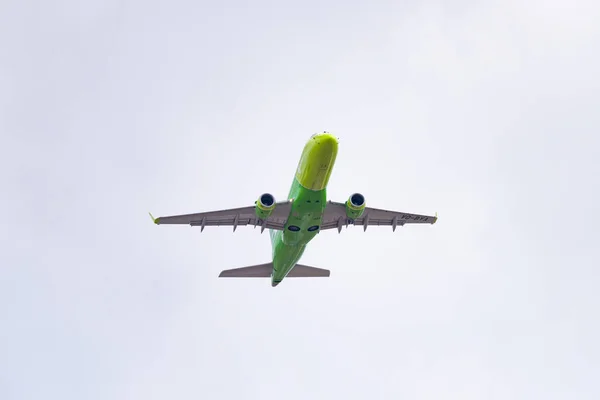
[321,201,437,232]
[150,200,293,232]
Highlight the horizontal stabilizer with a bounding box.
[219,263,272,277]
[287,264,330,277]
[218,263,330,278]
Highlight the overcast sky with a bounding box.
[1,0,599,399]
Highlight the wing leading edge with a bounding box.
[321,201,437,232]
[150,200,293,232]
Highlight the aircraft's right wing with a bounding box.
[320,201,437,232]
[150,200,293,232]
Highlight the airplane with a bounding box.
[149,132,437,287]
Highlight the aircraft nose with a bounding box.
[295,132,339,190]
[313,132,339,151]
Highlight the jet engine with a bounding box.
[345,193,366,219]
[255,193,276,219]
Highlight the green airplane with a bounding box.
[150,132,437,287]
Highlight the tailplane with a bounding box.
[218,263,330,278]
[286,264,330,277]
[218,263,272,277]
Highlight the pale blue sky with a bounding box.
[1,1,599,399]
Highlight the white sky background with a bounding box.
[1,0,599,399]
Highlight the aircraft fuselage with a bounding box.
[268,133,338,286]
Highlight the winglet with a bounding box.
[149,212,159,225]
[433,212,438,224]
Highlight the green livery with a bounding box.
[151,132,437,287]
[268,133,338,286]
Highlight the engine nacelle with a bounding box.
[255,193,276,219]
[345,193,366,219]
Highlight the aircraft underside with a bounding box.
[151,132,437,287]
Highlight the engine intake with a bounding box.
[345,193,366,219]
[255,193,276,219]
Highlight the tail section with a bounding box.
[287,264,330,277]
[218,263,330,279]
[218,263,272,277]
